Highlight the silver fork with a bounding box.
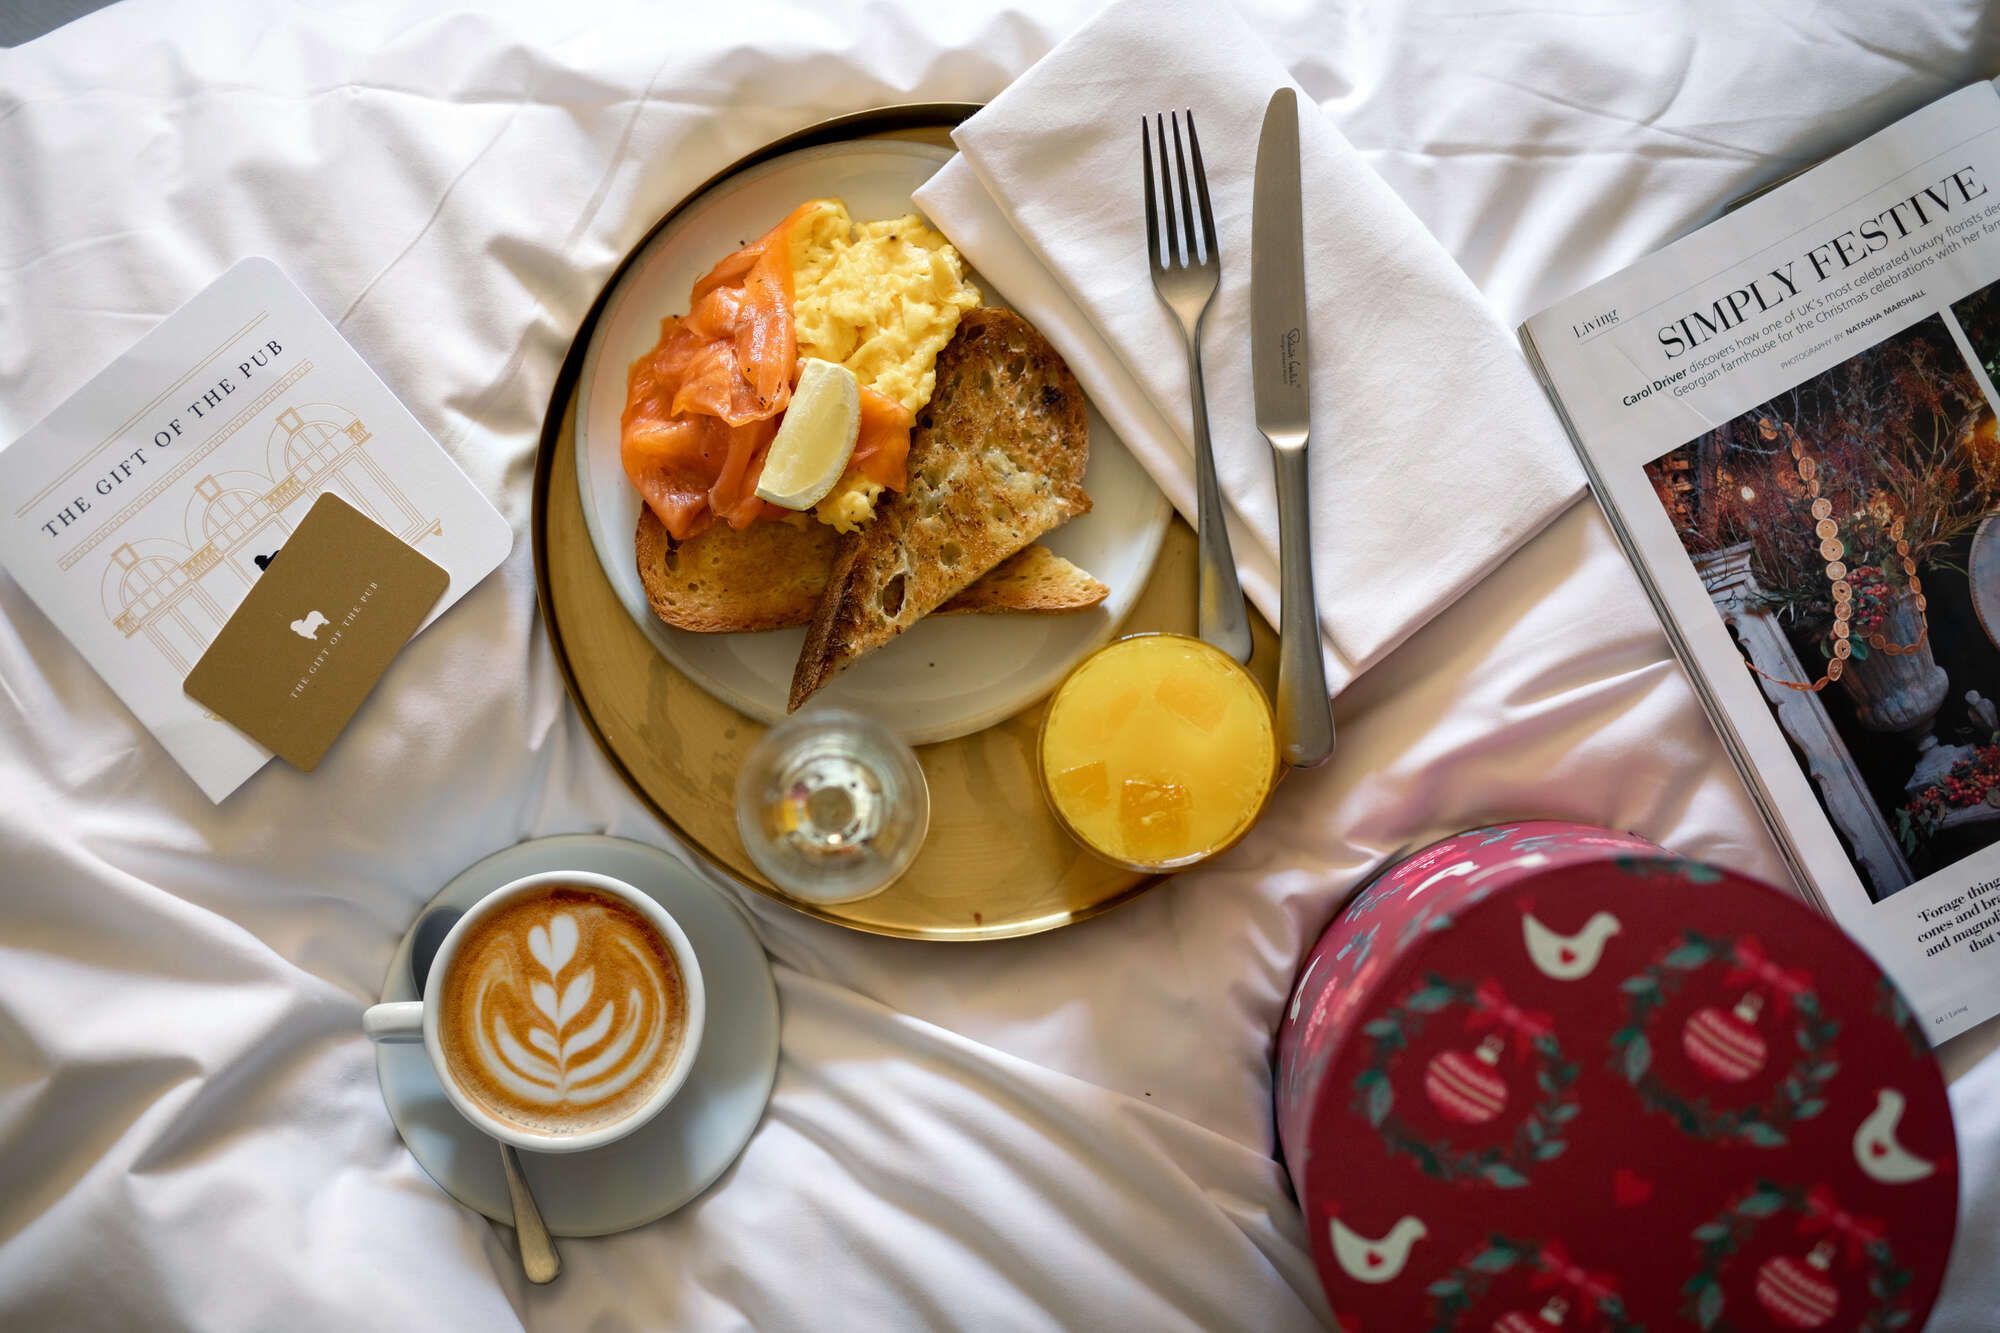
[1144,110,1253,664]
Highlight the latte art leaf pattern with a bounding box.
[448,894,681,1120]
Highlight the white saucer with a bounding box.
[373,835,779,1237]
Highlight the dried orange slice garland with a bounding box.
[1746,416,1927,694]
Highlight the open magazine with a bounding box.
[1523,83,2000,1044]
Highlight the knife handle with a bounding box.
[1272,443,1335,768]
[1188,330,1253,664]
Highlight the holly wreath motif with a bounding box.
[1352,974,1579,1188]
[1424,1234,1642,1333]
[1610,931,1839,1146]
[1681,1180,1916,1331]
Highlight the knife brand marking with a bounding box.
[1281,327,1303,387]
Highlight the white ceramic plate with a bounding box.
[373,835,778,1237]
[575,139,1170,744]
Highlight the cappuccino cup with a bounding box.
[365,870,705,1154]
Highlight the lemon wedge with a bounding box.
[756,358,861,511]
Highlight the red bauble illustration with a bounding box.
[1490,1295,1567,1333]
[1681,992,1767,1082]
[1755,1241,1839,1329]
[1424,1034,1509,1125]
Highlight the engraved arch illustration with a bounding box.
[100,400,440,684]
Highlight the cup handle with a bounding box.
[363,1001,426,1044]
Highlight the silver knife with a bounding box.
[1252,87,1336,769]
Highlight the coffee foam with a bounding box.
[439,885,685,1136]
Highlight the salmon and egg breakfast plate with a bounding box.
[575,139,1170,744]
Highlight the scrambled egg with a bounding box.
[790,200,981,412]
[787,199,980,531]
[815,476,883,533]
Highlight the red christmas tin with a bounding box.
[1276,821,1958,1331]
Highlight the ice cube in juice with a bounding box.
[1039,634,1276,870]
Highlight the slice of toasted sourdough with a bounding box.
[635,509,832,634]
[935,544,1106,617]
[789,307,1092,710]
[635,510,1105,632]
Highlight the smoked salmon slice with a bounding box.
[621,201,913,541]
[851,387,912,491]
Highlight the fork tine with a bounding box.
[1142,116,1160,268]
[1170,112,1197,267]
[1184,110,1217,264]
[1156,113,1179,267]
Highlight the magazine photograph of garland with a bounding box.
[1644,313,2000,901]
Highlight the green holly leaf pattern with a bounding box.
[1696,1280,1725,1329]
[1480,1163,1529,1188]
[1406,983,1455,1012]
[1532,1140,1567,1160]
[1468,1247,1514,1273]
[1662,941,1712,969]
[1738,1187,1785,1217]
[1740,1121,1788,1147]
[1623,1034,1652,1081]
[1366,1077,1393,1127]
[1427,1278,1464,1299]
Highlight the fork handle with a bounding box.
[1186,328,1253,663]
[1272,443,1335,768]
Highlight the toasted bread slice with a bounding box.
[937,545,1106,617]
[636,509,1104,632]
[635,509,835,634]
[790,308,1092,709]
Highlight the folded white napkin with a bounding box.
[913,0,1583,695]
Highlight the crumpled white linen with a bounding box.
[913,0,1582,692]
[1,1,1997,1330]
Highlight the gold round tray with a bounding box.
[531,105,1278,940]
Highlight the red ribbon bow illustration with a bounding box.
[1800,1185,1886,1262]
[1470,978,1555,1056]
[1724,937,1813,1013]
[1532,1241,1619,1310]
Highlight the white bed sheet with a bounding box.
[0,1,1995,1328]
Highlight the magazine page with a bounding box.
[1524,83,2000,1042]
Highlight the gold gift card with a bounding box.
[184,493,447,771]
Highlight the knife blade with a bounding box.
[1252,87,1336,769]
[1252,88,1310,447]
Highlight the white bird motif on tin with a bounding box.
[1521,910,1621,981]
[1329,1214,1427,1284]
[1853,1087,1937,1184]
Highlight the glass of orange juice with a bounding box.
[1038,633,1277,872]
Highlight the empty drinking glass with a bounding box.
[734,708,930,904]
